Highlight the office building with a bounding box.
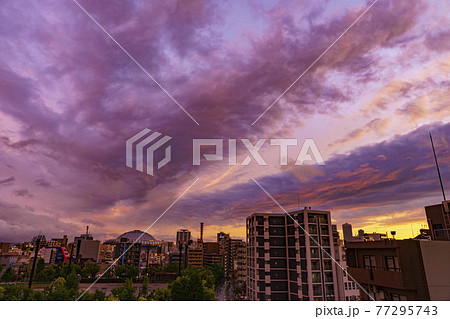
[0,243,10,255]
[73,228,100,262]
[346,239,450,300]
[203,242,223,267]
[246,208,339,301]
[187,247,203,268]
[176,229,192,245]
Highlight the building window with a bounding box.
[269,216,285,225]
[308,224,318,234]
[270,248,286,257]
[324,272,333,282]
[312,272,321,283]
[385,256,400,272]
[321,237,330,247]
[269,227,286,236]
[269,237,285,246]
[310,248,320,258]
[311,260,320,270]
[363,255,376,269]
[313,284,322,296]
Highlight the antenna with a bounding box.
[430,132,446,201]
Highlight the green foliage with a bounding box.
[1,267,17,282]
[0,284,46,301]
[159,261,183,273]
[79,289,106,301]
[206,264,225,287]
[169,270,215,301]
[126,265,140,280]
[0,264,4,274]
[83,262,101,278]
[111,278,137,301]
[35,264,59,282]
[65,271,79,293]
[140,275,149,297]
[148,287,170,301]
[45,277,72,301]
[114,264,127,278]
[36,258,45,273]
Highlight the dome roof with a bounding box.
[118,230,156,242]
[104,230,157,244]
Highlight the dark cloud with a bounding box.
[0,0,447,242]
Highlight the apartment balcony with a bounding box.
[348,267,404,290]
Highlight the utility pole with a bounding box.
[178,241,182,277]
[28,236,43,289]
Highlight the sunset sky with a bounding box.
[0,0,449,243]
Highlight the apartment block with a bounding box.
[246,208,339,301]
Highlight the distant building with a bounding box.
[246,208,339,301]
[233,241,247,294]
[346,239,450,300]
[202,242,223,267]
[0,242,10,255]
[342,223,387,242]
[73,228,100,262]
[47,235,68,248]
[176,229,192,245]
[426,200,450,241]
[98,244,115,262]
[104,230,165,268]
[187,247,203,268]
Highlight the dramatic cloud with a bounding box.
[0,0,449,242]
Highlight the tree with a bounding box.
[79,289,106,301]
[206,264,225,287]
[148,287,170,301]
[161,262,183,273]
[46,277,72,301]
[169,271,215,301]
[111,278,137,301]
[36,258,45,274]
[0,284,46,301]
[182,267,215,289]
[83,262,100,278]
[140,275,149,297]
[126,266,139,281]
[65,270,79,295]
[0,268,17,282]
[114,264,127,278]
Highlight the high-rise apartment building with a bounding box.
[233,241,247,293]
[246,208,339,301]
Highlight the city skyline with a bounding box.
[1,0,449,244]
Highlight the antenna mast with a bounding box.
[430,132,446,201]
